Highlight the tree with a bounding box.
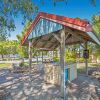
[17,46,28,58]
[0,27,7,41]
[92,14,100,61]
[0,0,38,38]
[91,0,96,6]
[16,33,28,58]
[0,40,19,60]
[0,0,96,40]
[0,44,6,60]
[92,14,100,37]
[0,32,7,41]
[16,20,35,58]
[41,0,96,6]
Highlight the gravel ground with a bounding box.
[0,68,100,100]
[67,73,100,100]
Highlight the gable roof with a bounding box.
[21,12,92,45]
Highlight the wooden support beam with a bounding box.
[29,41,32,69]
[80,43,85,49]
[42,50,43,63]
[42,35,54,48]
[60,28,66,99]
[52,33,71,50]
[33,50,37,57]
[73,34,85,43]
[53,43,60,50]
[65,27,86,43]
[66,27,90,40]
[65,33,70,40]
[66,41,81,45]
[41,40,56,44]
[52,51,54,61]
[52,34,61,43]
[37,51,38,64]
[48,40,59,49]
[44,30,62,49]
[85,42,88,75]
[32,36,42,47]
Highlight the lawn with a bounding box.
[0,62,99,71]
[0,63,12,69]
[0,62,37,69]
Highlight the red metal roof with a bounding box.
[21,12,92,45]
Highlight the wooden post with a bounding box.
[52,51,54,61]
[37,51,38,64]
[42,50,43,63]
[85,42,88,75]
[29,41,32,69]
[60,28,66,99]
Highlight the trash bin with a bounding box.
[65,68,68,81]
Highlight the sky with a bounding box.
[9,0,100,40]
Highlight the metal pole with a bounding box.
[60,28,66,99]
[29,41,32,69]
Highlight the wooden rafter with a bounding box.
[48,32,62,49]
[52,33,61,43]
[48,39,59,49]
[42,35,54,48]
[65,27,87,43]
[66,41,82,45]
[32,36,43,47]
[41,40,56,44]
[52,33,71,50]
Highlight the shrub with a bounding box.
[53,57,59,62]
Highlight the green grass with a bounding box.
[0,62,37,69]
[90,63,100,67]
[24,62,39,65]
[0,63,11,68]
[0,58,20,61]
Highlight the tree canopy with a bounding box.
[92,14,100,37]
[92,14,100,59]
[0,0,96,41]
[0,0,38,40]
